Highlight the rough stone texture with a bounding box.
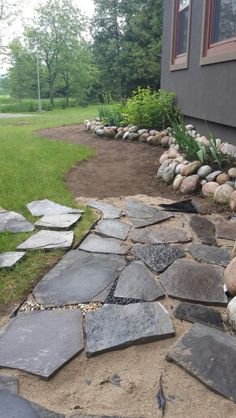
[35,213,81,230]
[213,184,233,204]
[95,220,131,241]
[224,257,236,296]
[230,190,236,211]
[173,302,224,329]
[180,175,201,194]
[17,230,74,250]
[157,159,171,179]
[216,173,230,185]
[132,244,185,273]
[202,182,219,197]
[159,199,199,214]
[125,199,172,228]
[27,199,83,216]
[0,375,18,394]
[188,243,231,267]
[181,161,201,177]
[217,221,236,241]
[130,225,191,244]
[161,164,176,184]
[197,165,212,178]
[85,302,175,357]
[0,310,84,379]
[189,215,217,246]
[228,168,236,179]
[114,261,165,301]
[71,416,131,418]
[173,174,184,191]
[33,250,126,305]
[79,234,129,255]
[88,201,121,219]
[0,211,34,233]
[166,323,236,402]
[206,170,222,182]
[160,260,227,306]
[227,297,236,331]
[220,142,236,159]
[0,252,26,268]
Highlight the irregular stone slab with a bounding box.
[159,199,199,214]
[71,416,134,418]
[0,391,65,418]
[88,201,121,219]
[173,302,224,330]
[125,199,172,228]
[85,302,175,356]
[0,375,18,394]
[79,234,129,255]
[188,243,231,267]
[0,252,25,268]
[0,310,84,379]
[114,261,165,301]
[217,221,236,241]
[130,226,191,244]
[0,207,6,213]
[27,199,83,216]
[95,219,131,240]
[132,244,185,273]
[160,260,227,306]
[0,211,34,233]
[35,213,81,230]
[17,230,74,250]
[166,323,236,402]
[33,250,127,306]
[189,215,217,246]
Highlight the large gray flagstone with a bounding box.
[130,226,191,244]
[114,261,164,301]
[217,221,236,241]
[166,323,236,402]
[71,416,139,418]
[95,219,131,240]
[0,310,84,379]
[0,375,18,394]
[188,243,231,267]
[125,199,172,228]
[17,230,74,250]
[35,213,82,230]
[173,302,224,330]
[0,391,65,418]
[189,215,217,246]
[79,234,129,255]
[160,260,227,306]
[0,211,34,233]
[85,302,175,357]
[0,252,25,268]
[33,250,127,306]
[27,199,84,216]
[132,244,185,273]
[88,201,121,219]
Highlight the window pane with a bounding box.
[177,1,190,55]
[211,0,236,43]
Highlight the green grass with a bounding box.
[0,95,81,112]
[0,105,98,310]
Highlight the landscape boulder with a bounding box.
[180,175,201,194]
[213,184,233,204]
[197,165,212,178]
[202,182,219,197]
[216,173,230,185]
[227,297,236,331]
[224,258,236,295]
[181,161,201,177]
[228,168,236,179]
[230,191,236,211]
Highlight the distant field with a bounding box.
[0,95,84,113]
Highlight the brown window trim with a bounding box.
[201,0,236,66]
[170,0,192,71]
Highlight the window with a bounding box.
[171,0,191,71]
[201,0,236,65]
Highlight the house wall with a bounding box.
[161,0,236,144]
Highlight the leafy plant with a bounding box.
[98,104,125,126]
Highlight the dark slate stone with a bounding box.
[125,199,172,228]
[160,260,227,306]
[95,220,131,240]
[0,391,65,418]
[159,199,199,214]
[130,226,191,244]
[217,221,236,241]
[17,230,74,250]
[79,234,129,255]
[188,243,231,267]
[189,215,217,246]
[27,199,83,216]
[0,211,34,233]
[132,244,185,273]
[0,310,84,379]
[84,302,175,357]
[0,375,18,394]
[88,201,121,219]
[173,302,224,330]
[166,323,236,402]
[114,261,165,301]
[33,250,127,306]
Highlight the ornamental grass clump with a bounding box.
[98,104,125,126]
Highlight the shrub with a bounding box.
[123,87,176,129]
[98,104,125,126]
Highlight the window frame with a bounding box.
[201,0,236,65]
[170,0,192,71]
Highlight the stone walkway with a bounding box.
[0,197,236,416]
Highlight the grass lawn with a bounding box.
[0,105,98,311]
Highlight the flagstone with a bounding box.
[125,199,172,228]
[0,310,84,379]
[166,323,236,402]
[27,199,83,216]
[188,243,231,267]
[114,261,165,301]
[132,244,185,273]
[88,201,121,219]
[0,252,25,268]
[33,250,127,306]
[85,302,175,357]
[160,260,227,306]
[159,199,199,214]
[17,230,74,250]
[35,213,82,230]
[0,211,34,233]
[217,221,236,241]
[173,302,224,329]
[79,234,129,255]
[0,375,18,395]
[95,219,131,240]
[189,215,217,246]
[130,226,191,244]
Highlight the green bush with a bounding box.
[123,87,176,129]
[98,104,125,126]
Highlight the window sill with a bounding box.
[170,62,189,71]
[201,50,236,66]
